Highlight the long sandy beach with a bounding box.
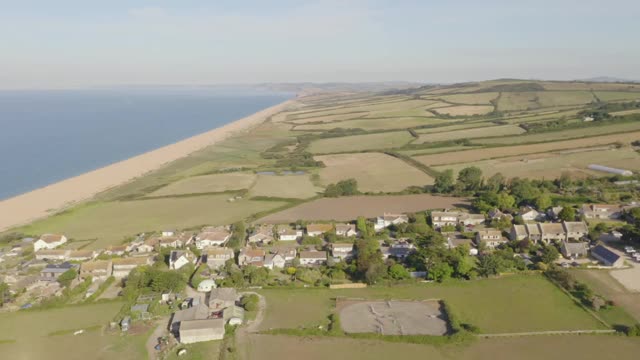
[0,99,295,232]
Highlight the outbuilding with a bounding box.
[179,319,225,343]
[197,279,216,292]
[591,245,624,268]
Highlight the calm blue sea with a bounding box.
[0,88,292,200]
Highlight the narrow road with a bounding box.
[145,316,170,360]
[236,292,266,360]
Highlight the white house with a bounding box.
[33,234,68,252]
[335,223,357,237]
[431,211,460,228]
[520,207,545,222]
[374,213,409,231]
[170,250,195,270]
[475,229,507,249]
[263,253,286,270]
[299,251,327,266]
[331,243,355,260]
[196,228,232,249]
[277,227,303,241]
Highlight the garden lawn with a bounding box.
[258,275,604,333]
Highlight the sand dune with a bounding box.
[0,99,295,232]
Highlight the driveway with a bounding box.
[236,292,266,360]
[145,316,170,360]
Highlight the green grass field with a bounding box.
[307,131,415,154]
[0,302,148,360]
[166,340,221,360]
[18,195,288,248]
[472,121,640,145]
[294,116,443,131]
[258,275,604,333]
[315,152,434,192]
[247,334,640,360]
[249,174,323,199]
[415,125,525,144]
[147,172,257,197]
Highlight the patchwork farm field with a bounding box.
[294,116,440,131]
[246,334,640,360]
[415,125,525,143]
[249,174,323,199]
[307,131,414,154]
[18,195,288,248]
[315,153,434,192]
[257,194,469,223]
[433,146,640,179]
[0,302,148,360]
[147,172,257,197]
[258,276,603,333]
[432,105,494,116]
[414,131,640,166]
[472,121,640,145]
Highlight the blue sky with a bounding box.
[1,0,639,88]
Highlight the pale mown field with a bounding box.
[307,131,414,154]
[433,92,499,105]
[414,131,640,166]
[246,334,640,360]
[595,91,640,102]
[147,172,257,197]
[315,153,433,192]
[497,91,595,112]
[249,174,323,199]
[473,122,640,145]
[433,146,640,179]
[0,302,148,360]
[415,125,525,144]
[18,195,287,249]
[432,105,495,116]
[294,116,440,131]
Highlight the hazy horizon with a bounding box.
[2,0,640,89]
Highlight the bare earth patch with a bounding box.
[338,300,447,335]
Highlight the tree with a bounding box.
[364,262,386,284]
[355,238,383,281]
[325,179,359,197]
[57,269,77,288]
[0,282,10,307]
[457,167,483,192]
[534,193,552,211]
[388,263,411,280]
[485,173,506,192]
[228,221,246,250]
[558,207,576,222]
[433,169,454,193]
[356,216,370,238]
[476,254,500,277]
[540,245,560,264]
[426,261,453,282]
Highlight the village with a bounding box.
[2,197,640,355]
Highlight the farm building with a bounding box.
[591,245,624,268]
[179,318,225,343]
[208,288,237,310]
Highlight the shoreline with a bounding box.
[0,98,296,232]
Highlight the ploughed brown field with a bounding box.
[256,194,469,223]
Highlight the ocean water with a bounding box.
[0,88,292,200]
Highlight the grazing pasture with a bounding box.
[497,91,595,112]
[256,194,469,223]
[249,174,323,199]
[246,334,640,360]
[473,122,640,145]
[0,302,147,360]
[433,146,640,179]
[307,131,414,154]
[431,105,494,116]
[147,172,257,197]
[413,131,640,166]
[434,92,499,105]
[18,195,288,248]
[293,116,440,131]
[415,125,525,144]
[315,153,434,192]
[595,91,640,102]
[289,112,368,124]
[258,275,603,333]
